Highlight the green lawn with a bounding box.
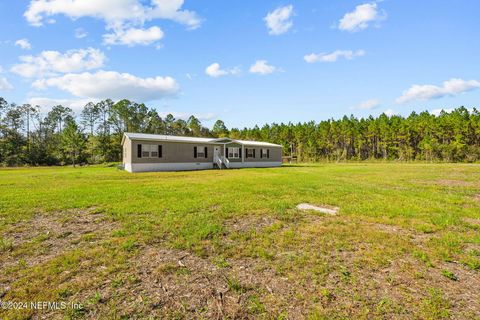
[1,163,479,319]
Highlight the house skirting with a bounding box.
[125,162,214,172]
[124,161,282,172]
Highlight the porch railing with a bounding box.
[215,156,223,169]
[222,156,230,169]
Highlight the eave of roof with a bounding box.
[235,139,282,147]
[122,132,282,147]
[123,132,217,144]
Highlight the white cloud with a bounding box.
[0,77,13,91]
[103,26,164,46]
[264,5,293,35]
[249,60,278,75]
[24,0,201,47]
[24,0,202,30]
[32,70,180,101]
[351,99,380,110]
[11,48,106,78]
[304,50,365,63]
[75,28,88,39]
[205,63,240,78]
[396,78,480,104]
[383,109,397,117]
[26,97,94,112]
[15,38,32,50]
[338,2,385,32]
[148,0,202,30]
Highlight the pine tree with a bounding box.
[61,120,85,167]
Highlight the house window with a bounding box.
[195,146,208,158]
[246,148,255,158]
[197,146,205,158]
[141,144,160,158]
[228,147,240,159]
[261,148,268,158]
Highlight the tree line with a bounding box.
[0,97,479,166]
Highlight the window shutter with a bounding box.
[137,144,142,158]
[245,148,248,158]
[204,146,208,158]
[267,149,270,158]
[194,146,197,158]
[260,149,263,158]
[239,147,242,158]
[226,147,229,159]
[253,149,256,158]
[158,145,162,158]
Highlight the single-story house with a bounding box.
[121,132,283,172]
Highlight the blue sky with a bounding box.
[0,0,479,128]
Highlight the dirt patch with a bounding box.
[0,208,120,317]
[473,194,480,202]
[123,244,480,319]
[366,258,480,319]
[69,246,325,319]
[412,179,479,188]
[296,203,339,215]
[226,215,279,233]
[67,246,270,319]
[0,208,118,273]
[133,248,250,318]
[369,223,435,243]
[429,179,474,187]
[463,217,480,226]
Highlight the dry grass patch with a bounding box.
[63,246,270,319]
[434,179,475,187]
[226,214,280,234]
[369,222,436,244]
[133,247,253,319]
[463,217,480,226]
[0,208,119,312]
[1,208,116,269]
[413,179,478,187]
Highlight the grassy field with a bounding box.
[0,163,479,319]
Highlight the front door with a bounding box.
[213,146,220,162]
